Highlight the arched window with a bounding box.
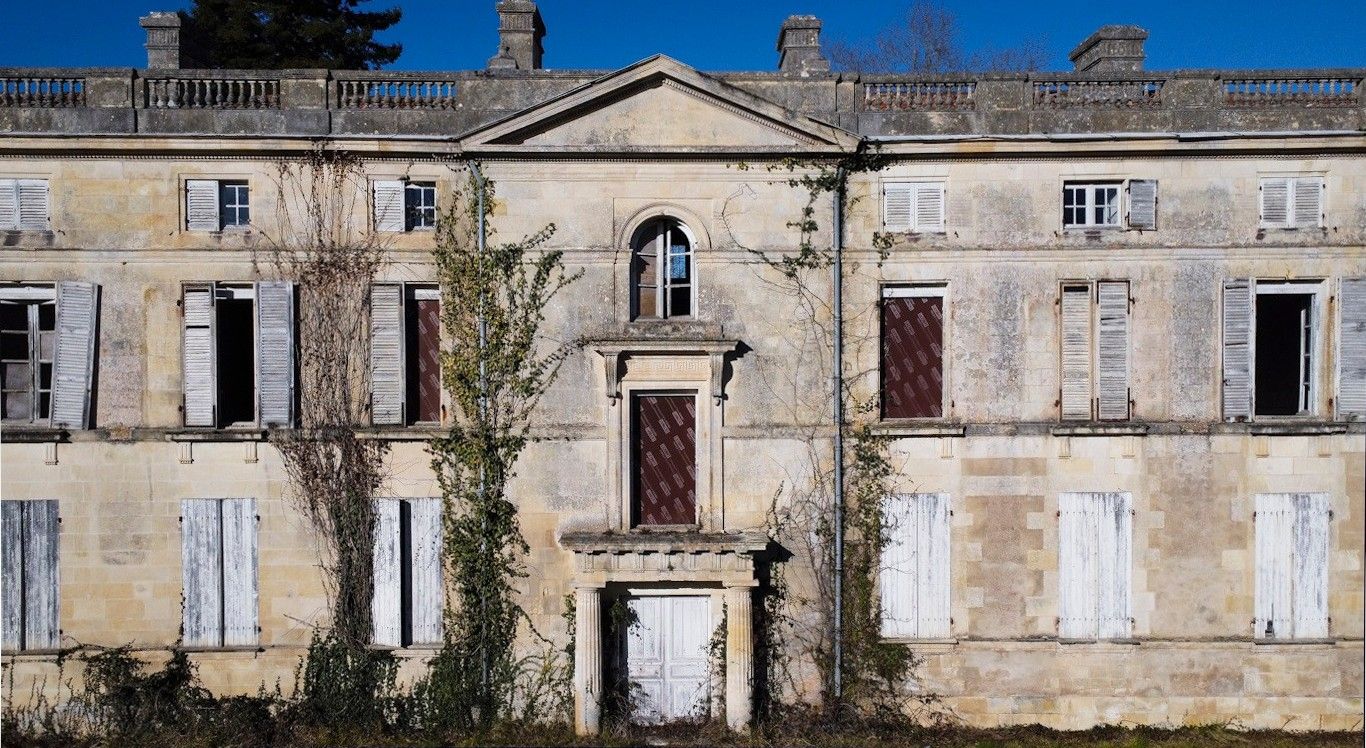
[631,219,693,319]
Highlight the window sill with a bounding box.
[1,426,70,443]
[179,645,264,654]
[355,427,445,441]
[1057,638,1140,645]
[167,429,268,442]
[1213,421,1349,436]
[1051,423,1149,437]
[881,637,958,646]
[0,648,66,660]
[870,422,965,438]
[1252,637,1338,646]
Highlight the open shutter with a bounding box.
[373,180,405,233]
[221,499,258,647]
[913,183,945,233]
[1254,494,1293,639]
[182,284,216,427]
[1259,178,1289,228]
[1222,279,1254,421]
[1058,493,1098,638]
[0,180,16,229]
[409,498,444,645]
[1126,179,1157,230]
[1096,492,1132,639]
[1096,281,1130,421]
[1060,285,1093,420]
[1337,278,1366,418]
[882,183,913,232]
[1291,493,1330,639]
[256,281,294,428]
[372,499,402,647]
[370,284,405,426]
[16,180,49,231]
[2,502,23,650]
[185,180,220,232]
[879,494,917,638]
[182,499,223,647]
[918,493,951,638]
[1291,178,1323,228]
[51,281,99,429]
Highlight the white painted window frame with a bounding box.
[1253,280,1325,418]
[1062,181,1123,229]
[631,219,697,321]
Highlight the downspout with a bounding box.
[831,164,846,709]
[468,160,491,705]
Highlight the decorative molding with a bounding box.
[660,78,819,145]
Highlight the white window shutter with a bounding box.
[1,502,21,650]
[1060,285,1093,420]
[256,281,294,428]
[182,499,223,647]
[1291,493,1330,639]
[913,183,945,233]
[1339,278,1366,418]
[879,494,917,638]
[373,180,405,233]
[16,180,48,231]
[185,179,220,232]
[182,284,216,427]
[1254,494,1293,639]
[1096,492,1132,639]
[51,282,99,429]
[1096,281,1130,421]
[409,498,444,645]
[370,284,405,426]
[221,499,258,647]
[0,180,17,230]
[1291,178,1323,228]
[372,499,402,647]
[1126,179,1157,230]
[1221,279,1254,421]
[1058,493,1098,638]
[918,492,951,638]
[1259,178,1289,228]
[882,184,913,232]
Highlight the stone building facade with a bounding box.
[1,4,1363,734]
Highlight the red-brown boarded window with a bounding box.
[406,292,441,423]
[881,293,944,419]
[632,393,697,526]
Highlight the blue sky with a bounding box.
[2,0,1362,72]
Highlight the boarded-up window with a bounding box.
[372,498,444,647]
[1059,281,1131,421]
[181,498,258,648]
[1,500,60,651]
[631,393,697,526]
[407,287,441,424]
[1058,492,1132,639]
[880,492,950,639]
[1254,493,1330,639]
[881,286,945,419]
[370,284,440,426]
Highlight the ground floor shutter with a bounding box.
[917,492,951,638]
[372,499,402,647]
[1096,282,1130,421]
[1291,493,1330,639]
[51,281,99,428]
[1254,494,1293,639]
[182,284,216,427]
[21,501,60,650]
[221,499,258,647]
[369,284,404,426]
[1058,492,1098,638]
[255,282,294,428]
[182,499,223,647]
[1222,279,1254,421]
[1096,492,1132,639]
[879,494,918,638]
[409,498,444,645]
[1338,278,1366,418]
[2,502,24,649]
[1060,286,1094,420]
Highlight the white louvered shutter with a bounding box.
[1337,278,1366,418]
[373,180,405,233]
[1060,285,1094,420]
[1096,281,1130,421]
[221,499,258,647]
[913,183,945,233]
[186,180,220,232]
[883,183,913,232]
[372,499,402,647]
[1291,493,1330,639]
[1058,493,1098,638]
[1096,492,1132,639]
[370,284,405,426]
[1,502,24,650]
[1260,178,1289,228]
[918,492,951,638]
[409,498,444,645]
[879,494,917,638]
[1291,178,1323,228]
[256,281,294,428]
[51,282,99,429]
[16,180,49,231]
[0,180,17,229]
[182,284,216,427]
[1126,179,1157,230]
[1222,279,1254,421]
[1254,494,1293,639]
[182,499,223,647]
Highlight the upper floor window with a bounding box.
[882,181,945,233]
[186,179,251,232]
[1062,179,1158,231]
[1,282,99,429]
[373,180,437,232]
[880,285,946,419]
[0,179,50,231]
[632,219,693,320]
[370,283,441,426]
[1259,176,1323,229]
[1221,278,1328,420]
[631,391,697,527]
[181,281,295,429]
[1059,280,1131,422]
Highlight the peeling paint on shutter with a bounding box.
[1126,179,1157,230]
[182,499,223,647]
[882,184,912,232]
[22,501,60,650]
[2,502,23,650]
[1096,492,1132,640]
[409,498,444,645]
[221,499,258,647]
[16,180,48,231]
[1291,178,1323,228]
[919,492,950,638]
[1291,493,1330,639]
[1337,278,1366,418]
[1058,492,1098,638]
[1060,285,1093,420]
[0,180,16,229]
[879,494,916,638]
[913,183,945,232]
[1222,279,1253,421]
[1260,178,1289,228]
[182,284,216,427]
[1096,282,1130,421]
[369,284,404,426]
[256,281,294,428]
[186,180,220,232]
[1254,493,1293,639]
[372,499,401,647]
[51,281,99,428]
[373,180,405,233]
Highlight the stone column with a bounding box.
[724,584,755,731]
[573,585,604,736]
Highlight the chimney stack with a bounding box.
[1068,25,1148,73]
[487,0,545,71]
[777,15,829,75]
[140,12,182,69]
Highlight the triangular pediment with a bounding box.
[460,56,856,154]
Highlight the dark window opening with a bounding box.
[630,393,697,527]
[1,294,55,424]
[1255,293,1313,416]
[631,220,692,320]
[398,500,414,646]
[405,182,436,231]
[881,293,944,419]
[404,289,441,424]
[216,294,256,426]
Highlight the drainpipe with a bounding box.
[468,160,491,709]
[831,165,846,710]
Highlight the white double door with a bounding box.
[624,594,712,724]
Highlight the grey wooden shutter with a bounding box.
[1259,178,1289,228]
[2,502,23,650]
[879,494,917,638]
[1222,279,1254,421]
[918,492,951,638]
[185,179,220,232]
[182,284,216,427]
[0,179,16,230]
[1058,492,1098,638]
[221,499,258,647]
[370,284,405,426]
[182,499,223,647]
[1060,285,1094,420]
[1337,278,1366,418]
[1254,493,1293,639]
[51,281,99,429]
[1126,179,1157,230]
[1096,492,1132,639]
[1291,178,1323,228]
[883,184,913,232]
[1291,493,1330,639]
[913,183,945,233]
[1096,281,1130,421]
[22,500,60,650]
[409,498,444,645]
[17,180,49,231]
[373,180,405,233]
[256,281,294,428]
[372,499,402,647]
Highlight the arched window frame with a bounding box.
[631,218,695,320]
